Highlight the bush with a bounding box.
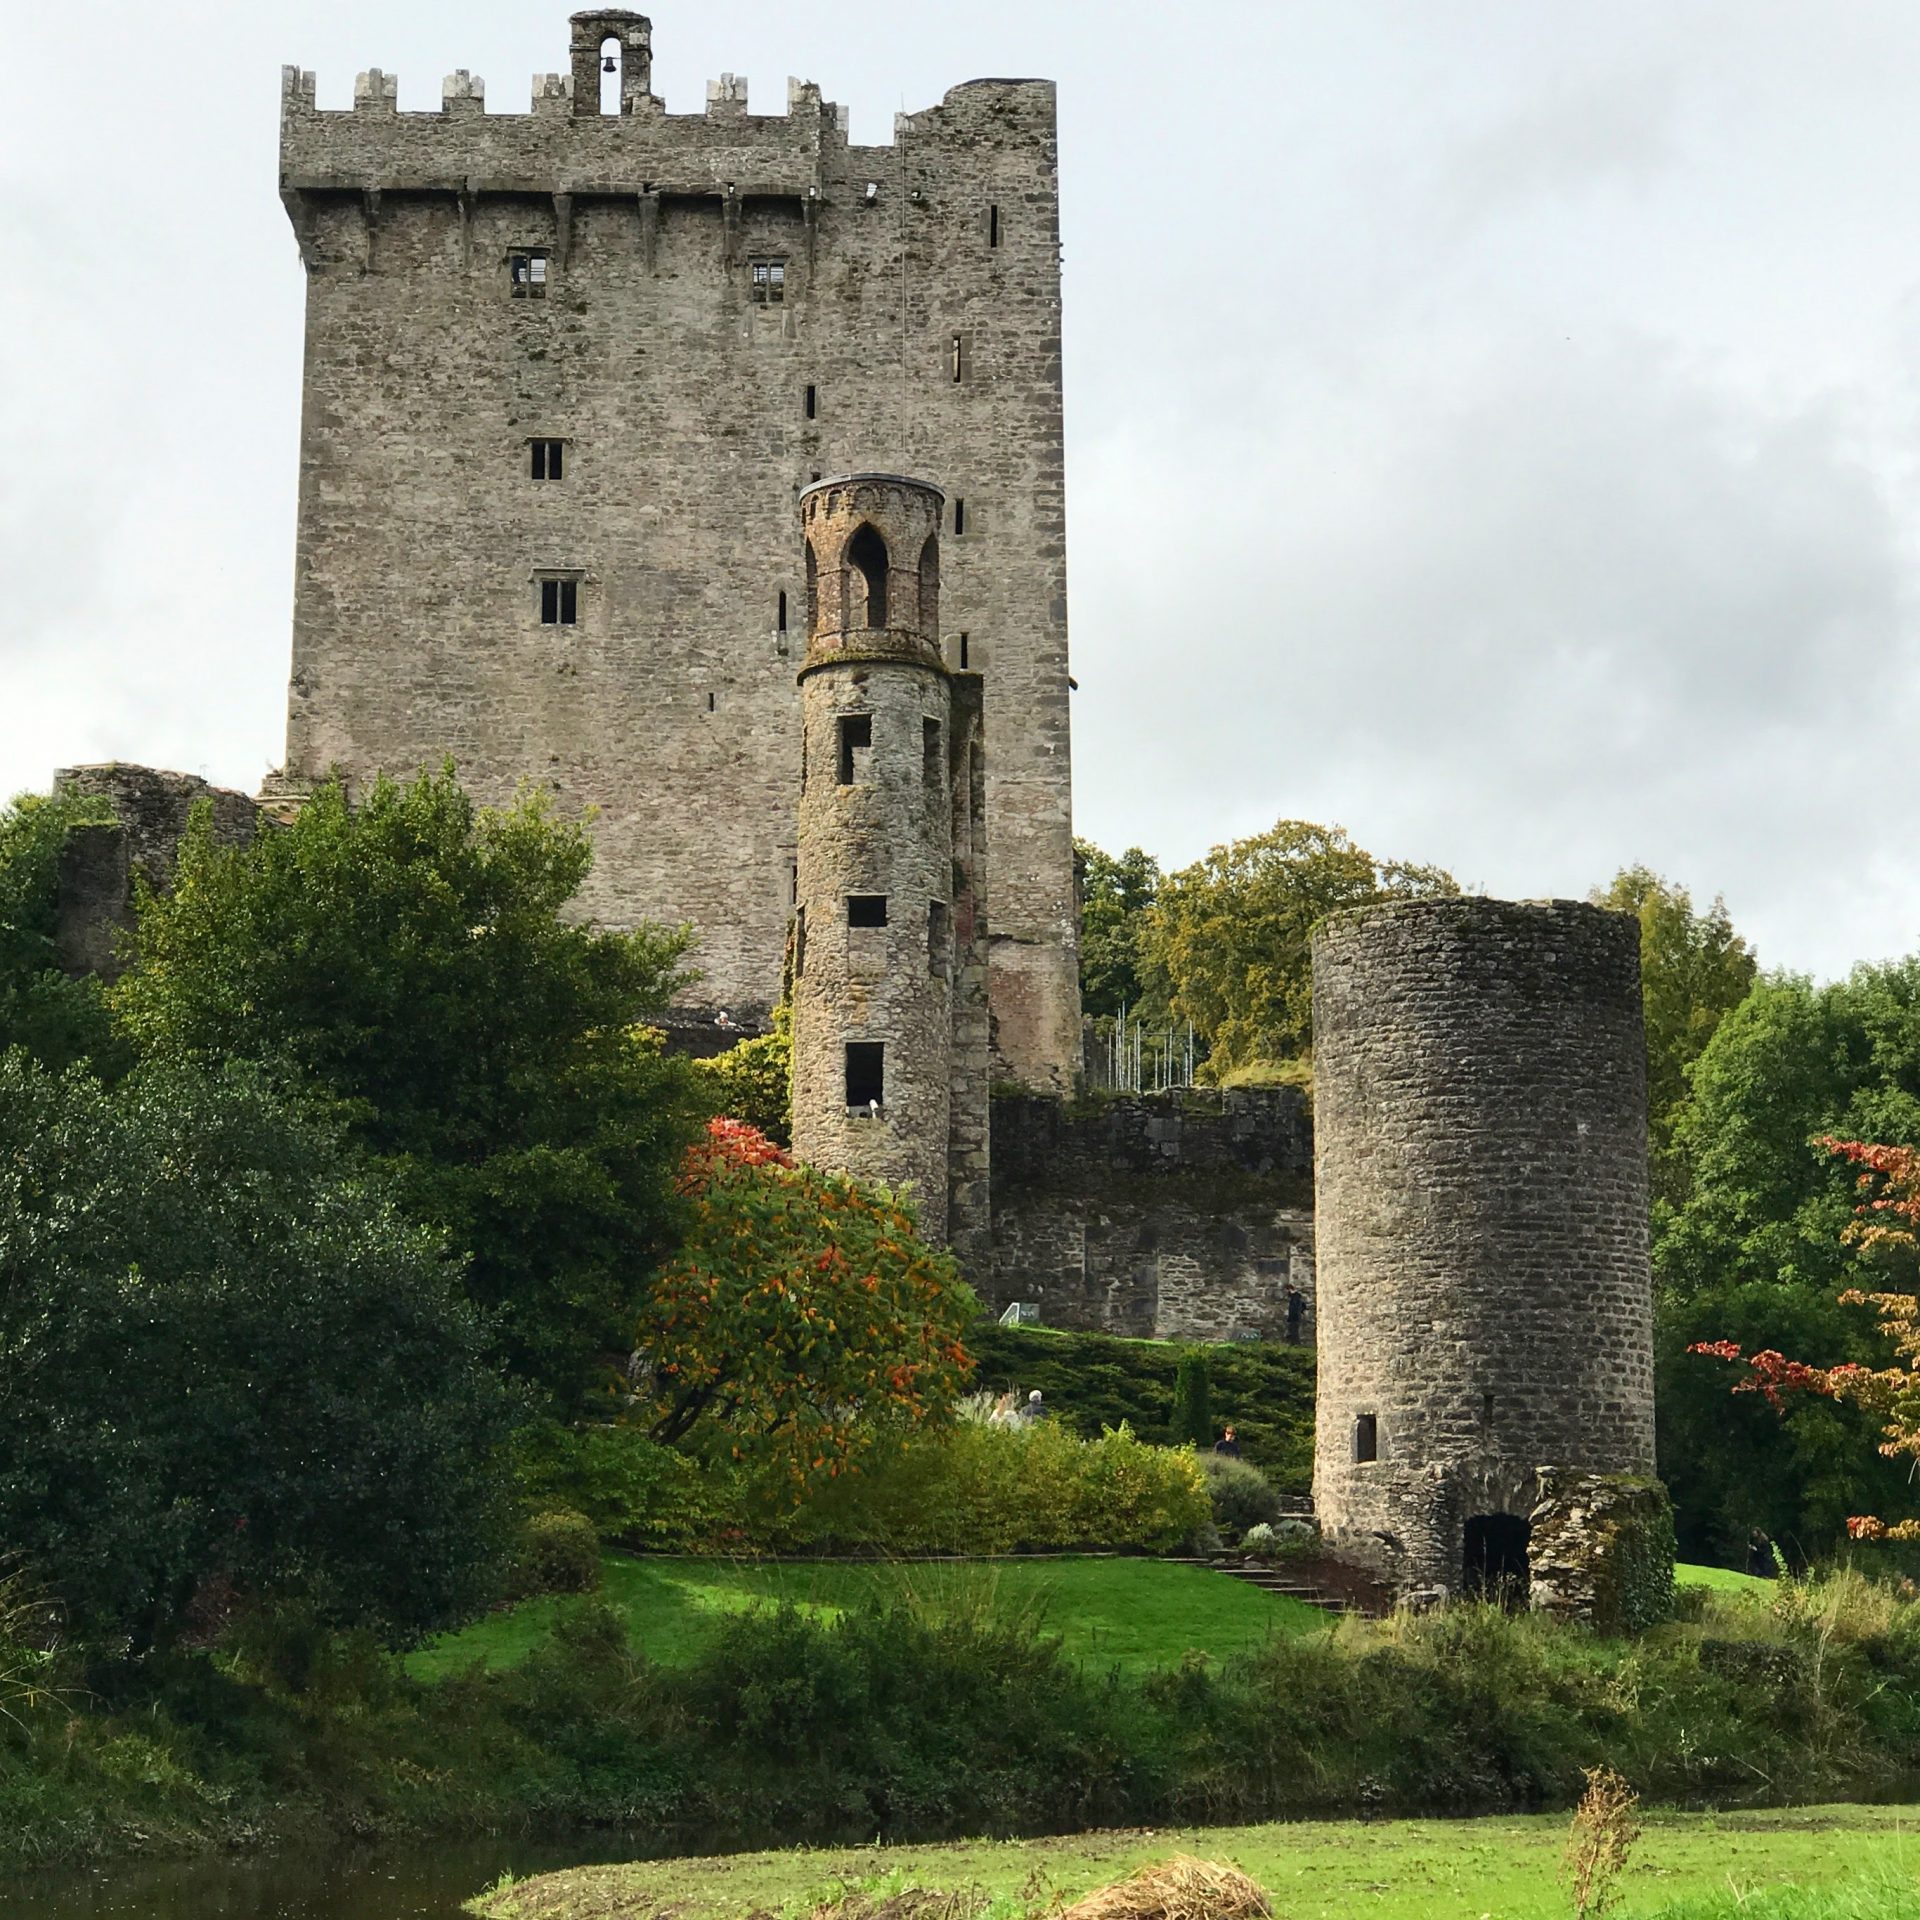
[691,1007,792,1145]
[769,1420,1210,1555]
[0,1053,517,1651]
[509,1512,602,1599]
[966,1322,1314,1488]
[514,1423,745,1550]
[1201,1453,1282,1538]
[1171,1350,1213,1448]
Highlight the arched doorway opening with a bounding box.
[1463,1512,1531,1607]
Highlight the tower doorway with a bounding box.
[1462,1513,1531,1607]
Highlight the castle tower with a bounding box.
[1309,899,1657,1601]
[272,11,1079,1092]
[790,475,988,1254]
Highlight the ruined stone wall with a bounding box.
[275,17,1079,1091]
[985,1089,1315,1341]
[52,766,264,982]
[1309,898,1656,1596]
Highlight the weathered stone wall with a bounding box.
[1309,898,1657,1597]
[52,765,263,981]
[274,15,1080,1092]
[985,1089,1316,1342]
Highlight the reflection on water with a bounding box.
[8,1832,658,1920]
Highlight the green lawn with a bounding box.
[474,1804,1920,1920]
[1677,1560,1773,1594]
[409,1554,1331,1682]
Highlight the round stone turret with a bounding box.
[791,474,959,1241]
[1309,897,1656,1600]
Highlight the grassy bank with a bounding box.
[474,1804,1920,1920]
[1,1562,1905,1872]
[409,1557,1329,1682]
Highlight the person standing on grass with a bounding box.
[1284,1283,1306,1344]
[1746,1528,1777,1578]
[1213,1426,1241,1458]
[1020,1388,1048,1423]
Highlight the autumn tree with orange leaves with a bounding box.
[1693,1138,1920,1543]
[632,1119,975,1490]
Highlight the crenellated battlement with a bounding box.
[278,9,1045,203]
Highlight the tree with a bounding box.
[634,1120,976,1489]
[1588,867,1757,1207]
[1653,964,1920,1557]
[1692,1139,1920,1545]
[693,1002,793,1145]
[1142,820,1456,1080]
[0,789,123,1075]
[1170,1349,1213,1449]
[0,1051,517,1651]
[115,768,706,1400]
[1076,839,1163,1023]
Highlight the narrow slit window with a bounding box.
[847,894,888,928]
[531,439,564,481]
[928,900,950,975]
[950,333,965,382]
[958,632,970,670]
[794,906,806,979]
[845,1041,885,1112]
[777,590,789,634]
[988,204,1001,248]
[707,692,716,712]
[1353,1414,1379,1464]
[749,257,787,305]
[539,578,578,625]
[509,250,549,297]
[952,498,967,537]
[804,383,817,420]
[836,712,872,784]
[923,717,942,788]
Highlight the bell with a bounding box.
[602,54,617,73]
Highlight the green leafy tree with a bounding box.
[116,768,705,1399]
[1171,1349,1213,1448]
[693,1002,793,1145]
[1653,963,1920,1559]
[1589,866,1757,1207]
[1076,839,1163,1022]
[0,789,123,1074]
[1143,819,1456,1080]
[0,1051,517,1651]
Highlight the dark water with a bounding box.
[6,1833,658,1920]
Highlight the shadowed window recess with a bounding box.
[845,1041,885,1114]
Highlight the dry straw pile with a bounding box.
[1060,1857,1271,1920]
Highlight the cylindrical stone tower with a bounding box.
[792,474,962,1244]
[1310,898,1656,1599]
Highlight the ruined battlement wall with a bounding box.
[987,1089,1316,1344]
[51,766,263,982]
[277,11,1078,1092]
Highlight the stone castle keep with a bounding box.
[269,9,1079,1097]
[42,11,1664,1608]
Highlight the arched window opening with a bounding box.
[847,525,888,630]
[1463,1514,1531,1610]
[917,533,940,642]
[1352,1413,1377,1463]
[804,540,819,635]
[599,38,622,115]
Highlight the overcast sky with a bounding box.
[4,1,1918,979]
